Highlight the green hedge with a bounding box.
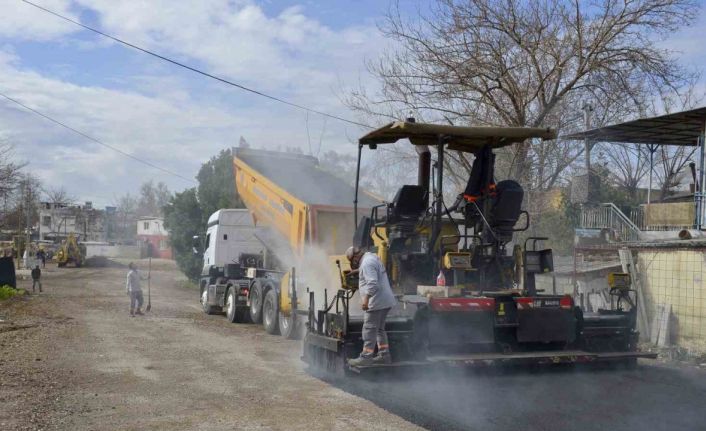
[0,285,26,300]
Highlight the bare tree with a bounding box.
[115,193,138,243]
[0,143,26,227]
[597,143,651,201]
[136,181,172,217]
[43,186,76,206]
[654,145,697,200]
[347,0,699,191]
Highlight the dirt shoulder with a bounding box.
[0,261,423,431]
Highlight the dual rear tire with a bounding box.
[263,289,280,335]
[252,281,301,339]
[225,288,249,323]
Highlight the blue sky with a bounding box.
[0,0,704,207]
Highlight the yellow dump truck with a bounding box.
[197,148,379,338]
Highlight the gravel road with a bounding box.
[2,260,706,431]
[0,261,421,431]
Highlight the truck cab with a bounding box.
[199,209,265,320]
[201,209,263,275]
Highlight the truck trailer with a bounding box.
[198,148,379,338]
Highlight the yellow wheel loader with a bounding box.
[55,233,86,268]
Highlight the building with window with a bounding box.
[136,217,172,259]
[38,201,108,242]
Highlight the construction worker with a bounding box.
[345,246,397,366]
[126,262,149,317]
[31,264,42,293]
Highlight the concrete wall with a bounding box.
[637,249,706,352]
[644,202,694,227]
[84,243,140,259]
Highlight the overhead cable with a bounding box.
[20,0,373,129]
[0,91,196,183]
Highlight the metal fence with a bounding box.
[580,203,641,241]
[635,247,706,352]
[573,244,706,353]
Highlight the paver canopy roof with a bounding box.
[359,121,557,152]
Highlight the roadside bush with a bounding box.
[0,285,26,300]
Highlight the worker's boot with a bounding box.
[372,351,392,365]
[130,307,135,317]
[347,355,374,367]
[135,308,144,316]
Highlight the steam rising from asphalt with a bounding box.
[293,245,364,317]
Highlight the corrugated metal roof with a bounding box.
[359,121,556,151]
[234,148,381,208]
[562,107,706,146]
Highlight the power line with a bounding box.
[20,0,373,130]
[0,91,196,184]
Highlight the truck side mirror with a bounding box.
[192,235,202,255]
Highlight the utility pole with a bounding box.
[582,101,594,175]
[25,179,32,268]
[582,101,594,202]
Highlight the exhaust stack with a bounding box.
[407,117,431,196]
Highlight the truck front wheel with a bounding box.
[201,286,218,315]
[263,289,280,335]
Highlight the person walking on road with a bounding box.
[37,249,46,268]
[345,246,397,366]
[126,262,149,317]
[31,264,42,293]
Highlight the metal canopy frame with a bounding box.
[562,107,706,228]
[563,107,706,147]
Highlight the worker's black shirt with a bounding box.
[31,268,41,280]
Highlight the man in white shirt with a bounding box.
[346,246,397,366]
[126,262,148,317]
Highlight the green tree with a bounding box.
[196,149,244,222]
[163,188,203,281]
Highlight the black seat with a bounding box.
[488,180,523,242]
[390,185,427,222]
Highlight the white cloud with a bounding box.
[0,1,388,205]
[74,0,386,104]
[0,0,78,40]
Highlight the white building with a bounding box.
[39,202,107,242]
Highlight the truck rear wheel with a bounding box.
[278,311,301,339]
[226,288,250,323]
[225,288,237,323]
[249,281,264,324]
[263,289,280,335]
